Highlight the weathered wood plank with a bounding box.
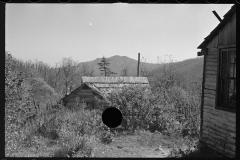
[208,133,226,145]
[206,36,219,48]
[204,105,235,123]
[226,136,235,145]
[203,110,228,124]
[205,78,217,83]
[226,112,236,118]
[204,100,215,107]
[227,116,236,123]
[227,121,236,129]
[209,123,228,135]
[205,81,216,87]
[204,93,215,99]
[203,120,228,136]
[80,98,95,102]
[204,138,215,147]
[226,126,236,133]
[202,117,211,126]
[205,61,217,67]
[204,96,215,104]
[227,131,236,139]
[204,89,216,95]
[224,148,235,158]
[214,144,224,152]
[206,54,217,59]
[205,70,217,75]
[204,107,227,119]
[77,91,93,96]
[205,74,217,79]
[204,104,214,109]
[206,58,217,63]
[202,129,209,135]
[219,13,236,47]
[212,114,228,124]
[204,85,216,90]
[205,65,217,72]
[202,112,212,121]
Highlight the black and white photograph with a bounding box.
[5,3,236,158]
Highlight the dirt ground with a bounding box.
[92,133,171,157]
[11,131,173,158]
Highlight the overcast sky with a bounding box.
[6,4,233,66]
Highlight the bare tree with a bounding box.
[47,63,61,91]
[149,55,183,92]
[139,57,149,77]
[59,57,78,96]
[121,66,130,77]
[80,63,94,77]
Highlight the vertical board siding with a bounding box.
[207,13,236,48]
[218,13,236,46]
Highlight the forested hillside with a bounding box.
[76,55,160,76]
[76,55,203,78]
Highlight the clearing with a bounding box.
[11,131,173,157]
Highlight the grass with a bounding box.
[180,143,229,158]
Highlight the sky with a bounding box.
[6,4,234,67]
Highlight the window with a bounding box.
[217,48,236,111]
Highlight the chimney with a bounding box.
[137,53,140,77]
[212,10,222,22]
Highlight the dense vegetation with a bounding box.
[96,60,202,156]
[5,52,206,157]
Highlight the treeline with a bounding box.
[6,52,95,97]
[5,52,95,156]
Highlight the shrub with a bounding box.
[99,127,114,144]
[53,135,94,157]
[5,53,34,156]
[97,84,156,132]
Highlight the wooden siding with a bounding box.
[63,84,101,109]
[206,13,236,48]
[201,48,236,158]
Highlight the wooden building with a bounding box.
[197,5,236,158]
[62,76,150,110]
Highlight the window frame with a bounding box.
[215,47,236,113]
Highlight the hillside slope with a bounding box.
[76,55,203,80]
[77,55,160,76]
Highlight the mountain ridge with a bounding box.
[76,55,203,78]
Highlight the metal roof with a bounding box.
[83,76,150,98]
[63,77,150,102]
[197,4,236,49]
[82,76,149,84]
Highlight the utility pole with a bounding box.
[137,53,140,77]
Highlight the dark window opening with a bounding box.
[217,48,236,110]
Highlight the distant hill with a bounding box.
[76,55,203,79]
[76,55,160,76]
[172,57,204,80]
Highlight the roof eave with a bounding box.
[197,4,235,50]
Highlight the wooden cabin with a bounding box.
[197,5,236,158]
[62,76,150,110]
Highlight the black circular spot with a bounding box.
[102,107,122,128]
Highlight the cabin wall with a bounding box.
[201,48,236,157]
[64,89,100,109]
[206,13,236,48]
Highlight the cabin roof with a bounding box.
[82,76,149,84]
[62,76,150,102]
[83,76,150,96]
[197,4,236,49]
